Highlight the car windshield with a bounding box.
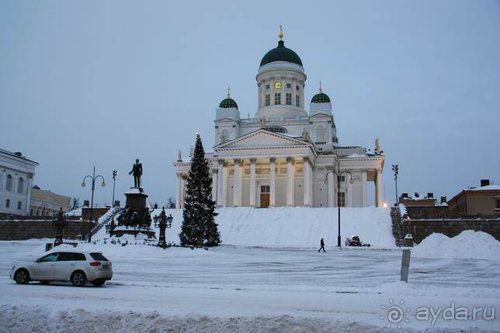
[90,253,109,261]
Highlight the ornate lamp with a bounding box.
[157,207,173,249]
[52,207,66,246]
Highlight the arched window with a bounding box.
[6,175,13,191]
[17,177,24,194]
[316,125,326,143]
[221,129,230,142]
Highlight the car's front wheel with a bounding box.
[14,269,30,284]
[71,271,87,287]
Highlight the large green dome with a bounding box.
[260,40,303,67]
[311,92,331,103]
[219,97,238,109]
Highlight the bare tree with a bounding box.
[166,197,176,209]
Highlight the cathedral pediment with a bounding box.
[215,129,312,150]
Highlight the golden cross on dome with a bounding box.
[319,81,323,93]
[227,86,231,98]
[279,25,284,41]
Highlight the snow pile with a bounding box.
[95,207,394,248]
[0,306,402,333]
[413,230,500,260]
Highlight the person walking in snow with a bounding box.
[318,238,326,253]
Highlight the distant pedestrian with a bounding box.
[318,238,326,253]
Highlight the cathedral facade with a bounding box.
[174,30,385,209]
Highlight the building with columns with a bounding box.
[0,148,38,216]
[174,30,385,209]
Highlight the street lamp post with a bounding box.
[52,207,66,247]
[392,164,399,206]
[81,166,105,243]
[154,207,173,249]
[326,155,352,247]
[112,170,118,207]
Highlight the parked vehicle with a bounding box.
[345,235,371,247]
[10,250,113,287]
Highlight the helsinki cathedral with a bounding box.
[174,28,385,209]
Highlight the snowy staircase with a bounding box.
[90,208,122,239]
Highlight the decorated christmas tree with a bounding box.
[179,133,220,247]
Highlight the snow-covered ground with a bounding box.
[0,236,499,332]
[95,207,394,248]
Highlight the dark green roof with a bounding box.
[260,40,303,67]
[311,92,331,103]
[219,97,238,109]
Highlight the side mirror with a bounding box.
[35,258,41,263]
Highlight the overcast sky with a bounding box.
[1,0,499,207]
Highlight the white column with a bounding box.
[26,174,33,215]
[175,173,182,209]
[361,171,367,207]
[327,170,334,207]
[286,157,295,206]
[233,159,243,207]
[347,173,353,207]
[249,158,256,207]
[217,160,224,207]
[375,169,383,207]
[211,169,218,203]
[309,160,314,206]
[303,157,312,206]
[221,162,228,207]
[269,157,276,207]
[180,175,186,209]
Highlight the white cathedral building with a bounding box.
[174,30,385,209]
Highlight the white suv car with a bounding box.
[10,250,113,287]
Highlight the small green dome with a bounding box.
[311,92,331,103]
[219,97,238,109]
[260,40,303,67]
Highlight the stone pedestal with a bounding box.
[113,187,154,238]
[125,188,148,211]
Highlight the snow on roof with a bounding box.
[469,185,500,191]
[347,153,368,158]
[65,207,82,217]
[124,188,146,195]
[401,197,435,201]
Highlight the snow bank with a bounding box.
[0,306,403,333]
[95,207,394,248]
[413,230,500,260]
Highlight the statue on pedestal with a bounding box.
[129,159,143,188]
[114,158,154,239]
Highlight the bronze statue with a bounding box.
[129,159,143,188]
